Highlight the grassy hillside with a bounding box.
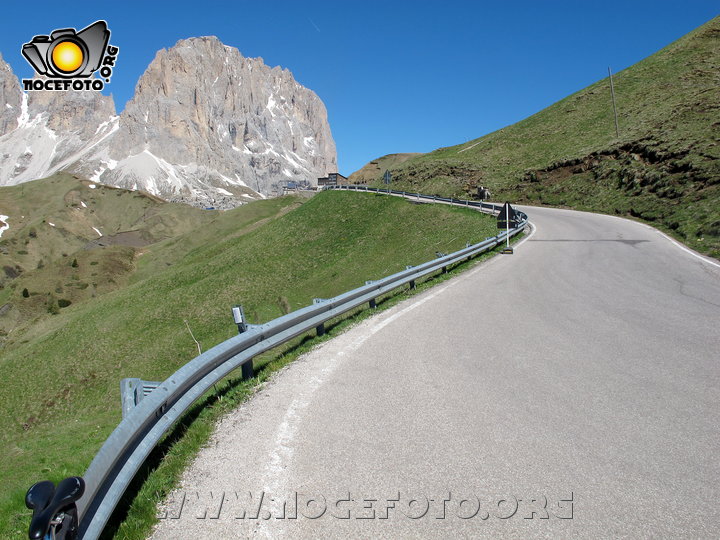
[0,174,228,339]
[348,153,423,184]
[368,17,719,258]
[0,189,499,538]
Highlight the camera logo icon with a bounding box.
[21,20,119,92]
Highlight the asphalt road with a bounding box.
[150,205,720,539]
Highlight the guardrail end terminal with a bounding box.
[120,378,162,418]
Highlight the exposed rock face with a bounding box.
[27,82,116,137]
[0,73,117,186]
[0,53,23,137]
[0,37,337,207]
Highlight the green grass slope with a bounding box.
[0,173,234,342]
[0,190,498,538]
[348,153,423,184]
[369,16,719,257]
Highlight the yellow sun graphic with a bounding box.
[51,41,83,73]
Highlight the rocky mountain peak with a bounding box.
[0,53,23,137]
[0,37,337,207]
[98,36,336,202]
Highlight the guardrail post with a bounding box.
[406,266,416,289]
[434,252,448,274]
[364,281,378,308]
[241,359,253,379]
[313,298,329,335]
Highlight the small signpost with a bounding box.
[232,305,254,379]
[383,170,392,184]
[497,202,516,254]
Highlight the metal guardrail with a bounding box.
[71,186,527,539]
[326,184,504,214]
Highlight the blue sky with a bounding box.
[0,1,717,175]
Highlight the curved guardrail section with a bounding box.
[75,186,528,539]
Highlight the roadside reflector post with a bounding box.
[506,202,510,249]
[232,304,247,334]
[232,305,254,379]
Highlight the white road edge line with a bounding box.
[257,267,472,537]
[596,212,719,269]
[516,220,536,247]
[649,226,720,269]
[520,204,719,269]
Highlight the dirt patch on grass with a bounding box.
[84,230,153,249]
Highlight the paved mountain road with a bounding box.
[150,205,720,539]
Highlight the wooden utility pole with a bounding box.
[608,66,620,138]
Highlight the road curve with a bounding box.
[150,205,720,539]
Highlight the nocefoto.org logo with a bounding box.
[21,20,119,91]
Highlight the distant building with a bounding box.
[276,179,312,195]
[317,172,348,187]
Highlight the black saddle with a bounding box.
[26,476,85,540]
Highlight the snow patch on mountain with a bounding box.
[0,215,9,238]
